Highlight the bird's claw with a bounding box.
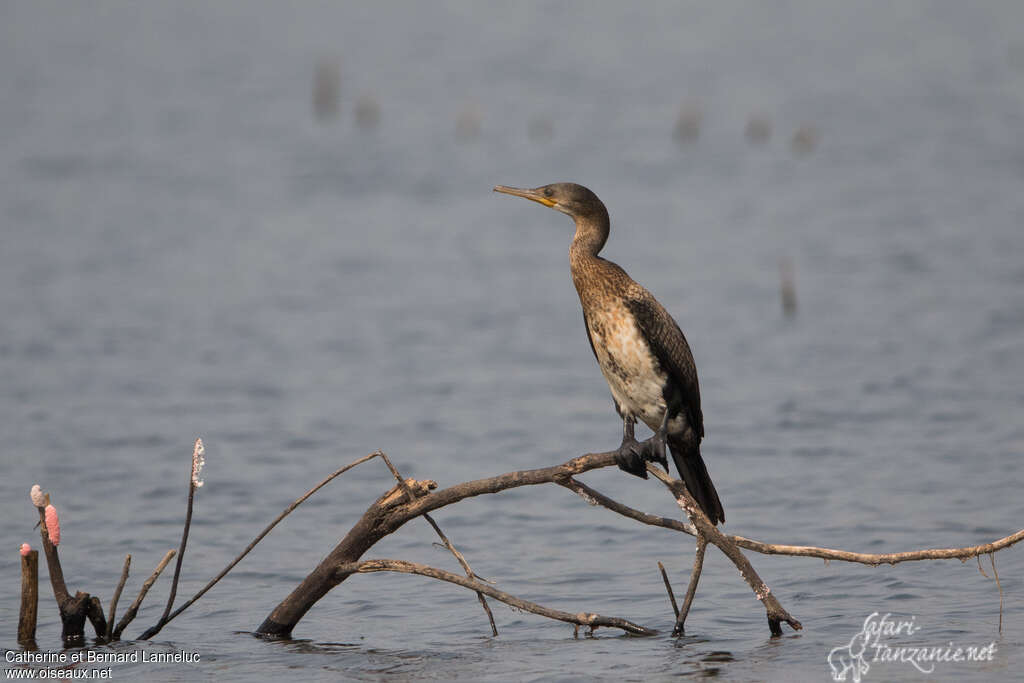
[614,438,649,479]
[642,433,669,471]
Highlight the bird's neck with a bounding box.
[569,214,611,305]
[568,214,609,266]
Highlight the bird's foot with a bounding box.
[614,437,649,479]
[640,432,669,471]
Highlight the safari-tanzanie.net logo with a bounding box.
[827,612,996,681]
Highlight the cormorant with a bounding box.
[494,182,725,524]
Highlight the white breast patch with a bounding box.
[587,307,682,433]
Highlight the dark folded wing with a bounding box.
[624,295,704,438]
[581,310,600,363]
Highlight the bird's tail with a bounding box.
[667,436,725,525]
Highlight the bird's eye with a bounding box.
[543,188,553,198]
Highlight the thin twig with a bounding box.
[990,553,1003,635]
[657,562,679,619]
[673,534,707,636]
[336,558,657,636]
[377,451,417,499]
[726,528,1024,567]
[424,514,499,636]
[562,477,698,536]
[105,554,131,640]
[378,451,499,636]
[113,549,175,639]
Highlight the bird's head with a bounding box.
[493,182,607,222]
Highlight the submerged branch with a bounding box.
[336,559,657,636]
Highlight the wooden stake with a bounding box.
[18,549,39,645]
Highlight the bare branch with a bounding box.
[35,504,69,607]
[725,528,1024,566]
[657,562,678,620]
[565,473,1024,567]
[561,477,696,535]
[647,465,802,636]
[673,534,707,637]
[990,554,1003,635]
[113,549,175,639]
[336,559,657,636]
[423,514,499,636]
[258,448,1020,639]
[106,554,131,640]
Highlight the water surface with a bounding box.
[2,2,1022,680]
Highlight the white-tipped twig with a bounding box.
[140,438,204,639]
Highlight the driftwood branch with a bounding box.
[336,559,656,636]
[256,451,622,637]
[18,442,1018,644]
[251,449,1020,640]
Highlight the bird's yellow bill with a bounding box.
[493,185,556,207]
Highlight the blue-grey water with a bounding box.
[2,1,1023,680]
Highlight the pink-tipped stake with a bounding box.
[44,505,60,546]
[20,543,31,557]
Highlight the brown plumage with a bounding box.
[494,182,724,524]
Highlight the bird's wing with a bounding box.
[624,295,704,438]
[581,310,600,363]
